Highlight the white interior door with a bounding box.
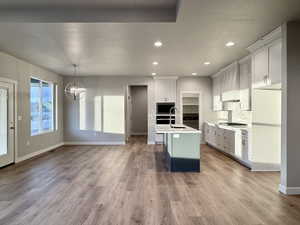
[0,81,15,167]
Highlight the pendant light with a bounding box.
[64,64,85,101]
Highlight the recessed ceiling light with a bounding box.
[226,41,235,47]
[153,61,159,65]
[192,73,198,76]
[204,62,211,65]
[154,41,163,48]
[152,73,157,76]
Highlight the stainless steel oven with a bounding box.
[156,102,175,115]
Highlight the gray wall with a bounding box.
[63,76,155,144]
[64,76,214,144]
[130,86,148,135]
[281,22,300,191]
[0,52,64,158]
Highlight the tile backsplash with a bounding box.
[214,109,252,124]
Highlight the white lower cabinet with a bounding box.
[204,123,210,143]
[205,123,247,167]
[216,128,223,150]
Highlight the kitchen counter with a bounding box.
[156,124,202,134]
[156,124,201,172]
[206,121,251,131]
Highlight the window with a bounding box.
[30,78,55,135]
[103,96,125,134]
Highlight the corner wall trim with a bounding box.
[279,184,300,195]
[15,142,64,163]
[64,141,126,146]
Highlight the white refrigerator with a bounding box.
[251,88,281,171]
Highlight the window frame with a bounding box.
[30,77,56,136]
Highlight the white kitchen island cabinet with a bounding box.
[156,125,201,172]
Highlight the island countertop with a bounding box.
[156,124,202,134]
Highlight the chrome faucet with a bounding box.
[169,106,178,127]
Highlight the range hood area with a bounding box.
[222,100,241,111]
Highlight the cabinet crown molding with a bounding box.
[212,61,238,78]
[247,26,282,53]
[238,55,251,64]
[153,76,178,80]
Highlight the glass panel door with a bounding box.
[0,81,14,167]
[0,88,8,156]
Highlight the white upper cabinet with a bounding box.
[247,27,282,88]
[221,62,240,101]
[212,74,222,111]
[252,40,282,88]
[269,41,282,85]
[154,77,177,103]
[239,57,252,110]
[253,48,269,87]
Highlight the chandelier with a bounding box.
[64,64,86,101]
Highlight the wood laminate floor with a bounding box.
[1,136,300,225]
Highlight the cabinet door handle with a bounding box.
[264,75,269,84]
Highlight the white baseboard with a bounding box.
[251,163,281,172]
[16,142,64,163]
[64,141,126,146]
[279,184,300,195]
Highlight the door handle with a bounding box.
[10,127,15,130]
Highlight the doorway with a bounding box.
[0,80,16,167]
[126,85,148,142]
[180,92,202,130]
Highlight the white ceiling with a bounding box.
[0,0,177,8]
[0,0,300,76]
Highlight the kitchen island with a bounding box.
[156,124,202,172]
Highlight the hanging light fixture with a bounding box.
[64,64,86,101]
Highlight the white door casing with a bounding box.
[0,81,15,167]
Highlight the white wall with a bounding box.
[63,76,155,144]
[0,52,64,158]
[280,22,300,194]
[64,76,214,144]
